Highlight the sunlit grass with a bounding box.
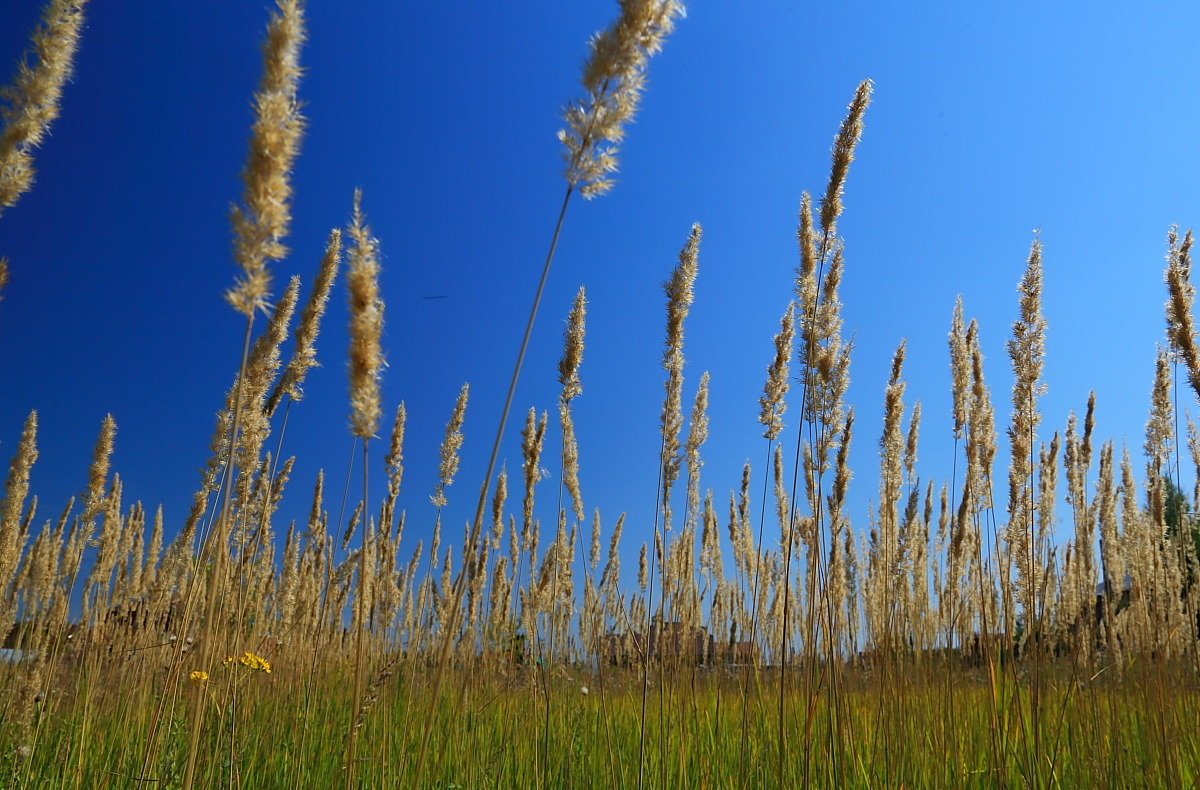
[6,658,1197,788]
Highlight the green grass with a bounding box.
[5,655,1197,788]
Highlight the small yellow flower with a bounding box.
[188,670,209,683]
[223,651,272,674]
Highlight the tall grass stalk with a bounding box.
[780,78,871,786]
[638,224,700,790]
[412,2,684,781]
[176,3,305,787]
[343,190,384,789]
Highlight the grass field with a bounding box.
[3,0,1200,788]
[6,656,1200,787]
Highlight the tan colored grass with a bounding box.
[225,0,306,318]
[12,4,1200,788]
[0,0,88,215]
[267,228,343,416]
[345,191,384,441]
[559,0,686,198]
[0,411,38,640]
[1004,235,1046,630]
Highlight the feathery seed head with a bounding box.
[430,518,442,573]
[759,302,796,440]
[949,296,970,439]
[225,0,307,316]
[638,542,648,590]
[557,290,588,521]
[1082,391,1096,463]
[242,276,300,412]
[589,508,602,571]
[795,193,818,306]
[1008,234,1047,400]
[663,224,701,369]
[380,402,407,534]
[819,79,873,238]
[599,513,624,591]
[558,287,587,402]
[80,414,115,529]
[490,466,508,550]
[267,228,341,415]
[346,190,385,439]
[880,339,908,458]
[904,401,921,483]
[560,404,585,522]
[1165,228,1200,399]
[1145,346,1173,478]
[0,0,89,215]
[0,411,38,593]
[521,409,548,541]
[659,224,701,530]
[559,0,685,198]
[683,371,710,528]
[830,408,855,515]
[431,384,469,508]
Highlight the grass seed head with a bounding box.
[346,190,385,440]
[0,0,89,215]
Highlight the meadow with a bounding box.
[2,0,1200,788]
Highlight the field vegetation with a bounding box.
[2,1,1199,788]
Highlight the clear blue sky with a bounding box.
[2,1,1198,575]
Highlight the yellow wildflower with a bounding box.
[223,651,272,674]
[188,670,209,683]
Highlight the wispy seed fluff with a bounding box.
[1006,236,1048,449]
[966,319,997,511]
[638,541,648,590]
[225,0,307,316]
[490,467,507,552]
[1189,417,1200,508]
[266,228,342,416]
[758,302,795,441]
[558,287,587,402]
[236,276,300,455]
[1005,235,1047,618]
[558,287,587,521]
[1164,227,1200,399]
[796,193,818,310]
[683,371,710,531]
[589,509,602,571]
[948,296,970,440]
[380,402,407,535]
[1144,347,1173,525]
[819,79,873,238]
[558,0,685,198]
[877,340,908,590]
[431,384,469,508]
[599,513,624,593]
[0,0,88,215]
[520,408,548,548]
[0,412,38,618]
[660,224,701,531]
[700,490,722,584]
[79,413,116,537]
[346,190,385,439]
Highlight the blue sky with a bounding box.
[2,0,1198,575]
